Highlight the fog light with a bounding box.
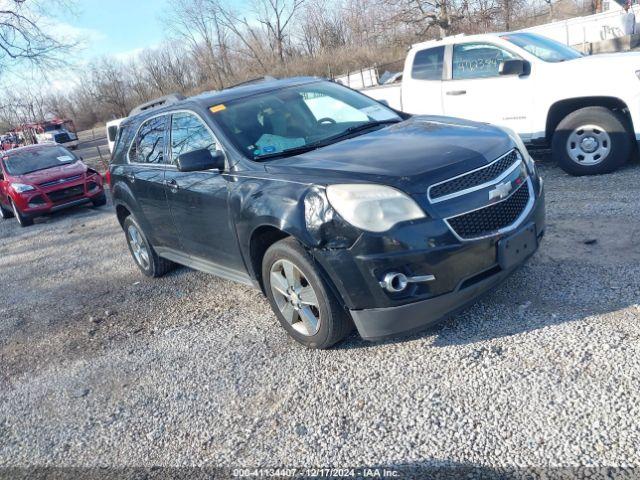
[380,272,409,292]
[379,272,437,293]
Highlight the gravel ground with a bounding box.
[1,157,640,474]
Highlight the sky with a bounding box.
[64,0,171,61]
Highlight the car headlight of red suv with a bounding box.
[11,183,36,193]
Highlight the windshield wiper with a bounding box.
[253,143,325,161]
[253,119,401,161]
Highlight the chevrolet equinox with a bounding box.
[109,77,545,349]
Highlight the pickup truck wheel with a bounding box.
[123,216,174,277]
[11,200,34,227]
[552,106,631,175]
[263,238,353,349]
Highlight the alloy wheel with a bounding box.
[269,259,321,336]
[566,124,611,166]
[127,224,150,270]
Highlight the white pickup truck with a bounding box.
[360,31,640,175]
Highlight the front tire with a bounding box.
[91,193,107,207]
[552,106,632,176]
[262,237,353,349]
[123,216,174,277]
[11,200,33,227]
[0,202,13,220]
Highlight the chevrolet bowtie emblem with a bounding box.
[489,181,513,201]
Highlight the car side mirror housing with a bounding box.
[176,148,225,172]
[499,59,529,76]
[378,99,390,107]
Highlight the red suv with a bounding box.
[0,144,106,227]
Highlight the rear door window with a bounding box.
[411,46,445,80]
[129,115,168,164]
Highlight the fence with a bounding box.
[521,5,639,46]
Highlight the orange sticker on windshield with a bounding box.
[210,104,226,113]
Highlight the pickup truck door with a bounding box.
[401,45,445,115]
[442,42,534,139]
[163,111,246,275]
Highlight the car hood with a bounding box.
[264,116,514,193]
[13,161,87,185]
[553,51,640,73]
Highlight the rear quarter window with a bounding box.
[411,46,445,80]
[111,122,135,164]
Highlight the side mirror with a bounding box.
[499,59,529,76]
[378,99,390,107]
[176,148,225,172]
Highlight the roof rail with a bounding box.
[227,76,277,89]
[129,93,186,117]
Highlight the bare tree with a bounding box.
[0,0,76,76]
[380,0,460,38]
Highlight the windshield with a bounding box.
[211,81,402,160]
[501,32,583,62]
[3,146,77,175]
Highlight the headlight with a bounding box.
[499,126,536,175]
[11,183,35,193]
[326,184,425,233]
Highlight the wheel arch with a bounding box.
[546,96,633,142]
[248,224,291,293]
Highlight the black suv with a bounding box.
[109,77,545,349]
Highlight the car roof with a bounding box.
[410,32,508,51]
[124,76,322,127]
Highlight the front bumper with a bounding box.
[14,180,104,216]
[350,232,540,340]
[313,176,545,341]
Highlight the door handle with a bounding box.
[165,178,179,192]
[446,90,467,96]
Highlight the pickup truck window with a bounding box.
[171,112,217,162]
[501,32,582,62]
[211,81,401,160]
[411,46,444,80]
[452,43,519,80]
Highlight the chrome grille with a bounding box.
[429,150,520,201]
[447,182,531,240]
[39,175,82,187]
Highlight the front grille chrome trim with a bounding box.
[428,149,522,203]
[444,178,535,242]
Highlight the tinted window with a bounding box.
[411,46,445,80]
[170,112,217,161]
[130,116,167,164]
[452,43,519,79]
[107,125,118,142]
[3,146,76,175]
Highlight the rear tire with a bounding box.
[123,216,174,277]
[552,106,632,176]
[11,200,33,227]
[262,237,353,349]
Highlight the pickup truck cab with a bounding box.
[109,77,544,349]
[361,32,640,175]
